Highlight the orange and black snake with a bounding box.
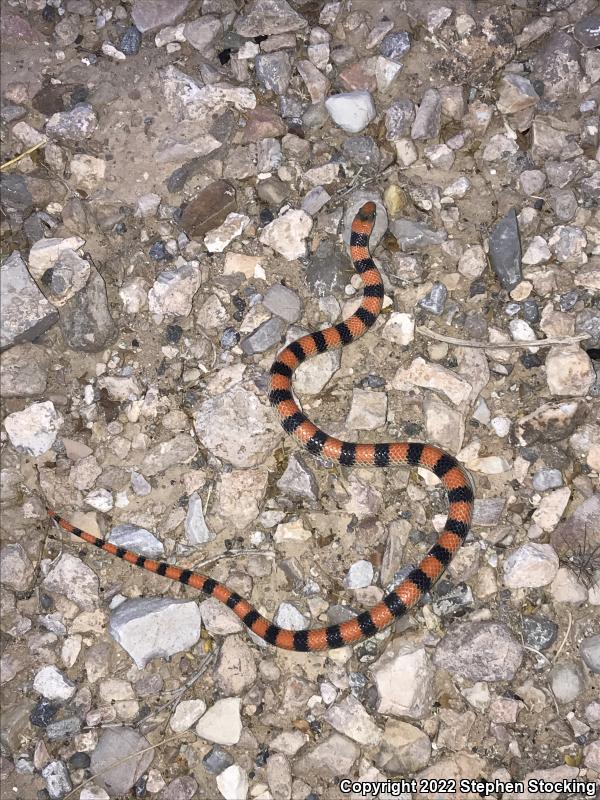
[47,201,474,652]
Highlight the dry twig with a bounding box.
[416,326,590,350]
[0,140,47,171]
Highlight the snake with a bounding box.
[47,201,474,652]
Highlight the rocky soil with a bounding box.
[1,0,599,799]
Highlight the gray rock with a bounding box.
[0,544,35,592]
[120,26,142,55]
[131,0,190,33]
[550,661,586,703]
[306,241,348,296]
[574,14,600,48]
[324,695,382,746]
[376,719,431,773]
[0,344,48,397]
[418,282,448,315]
[108,524,165,558]
[434,621,523,682]
[234,0,307,37]
[581,634,600,674]
[46,716,81,741]
[255,52,293,95]
[109,597,202,668]
[240,316,286,355]
[276,453,319,503]
[58,266,116,352]
[184,16,222,51]
[0,252,58,351]
[293,733,359,779]
[43,552,99,611]
[532,32,581,100]
[162,776,198,800]
[532,469,563,491]
[142,433,197,476]
[0,174,33,216]
[371,640,434,719]
[185,492,214,545]
[203,747,234,775]
[390,218,446,252]
[576,308,600,348]
[90,728,154,796]
[521,615,558,651]
[215,635,257,696]
[488,208,522,290]
[385,99,415,140]
[379,31,410,61]
[263,284,301,323]
[4,400,63,457]
[42,761,72,800]
[45,103,98,143]
[411,89,441,140]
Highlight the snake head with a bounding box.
[358,201,376,222]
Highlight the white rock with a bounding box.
[490,416,511,437]
[169,699,207,733]
[294,347,340,394]
[382,312,414,345]
[204,213,250,253]
[346,389,387,430]
[28,237,85,280]
[550,567,588,604]
[199,597,244,635]
[325,91,376,133]
[443,176,471,198]
[324,694,382,746]
[458,245,487,278]
[274,602,309,630]
[344,560,374,589]
[70,154,106,192]
[532,487,571,531]
[43,552,99,610]
[393,358,472,407]
[4,400,63,456]
[193,385,282,469]
[108,524,165,558]
[371,640,434,718]
[546,346,595,396]
[216,765,248,800]
[195,697,242,745]
[395,138,418,166]
[33,665,76,701]
[85,488,113,512]
[185,492,214,544]
[522,236,551,265]
[109,598,202,668]
[503,543,559,588]
[259,209,313,260]
[148,263,201,319]
[119,277,148,314]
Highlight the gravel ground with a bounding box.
[1,1,600,799]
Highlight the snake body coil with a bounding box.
[48,201,474,651]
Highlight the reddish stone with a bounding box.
[179,181,236,238]
[241,106,287,144]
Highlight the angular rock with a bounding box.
[0,252,58,350]
[148,263,201,319]
[186,493,214,545]
[142,433,197,476]
[255,52,293,94]
[216,765,248,800]
[196,697,242,745]
[234,0,307,37]
[109,598,202,668]
[108,524,165,558]
[180,181,236,238]
[90,728,154,796]
[371,640,434,719]
[325,91,376,133]
[240,317,286,355]
[260,209,313,260]
[434,621,523,682]
[488,209,522,290]
[324,694,382,746]
[43,552,99,611]
[131,0,190,33]
[0,544,35,592]
[33,666,76,701]
[58,266,116,352]
[42,761,72,800]
[194,385,282,468]
[503,543,559,588]
[4,400,63,456]
[45,103,97,143]
[411,89,441,140]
